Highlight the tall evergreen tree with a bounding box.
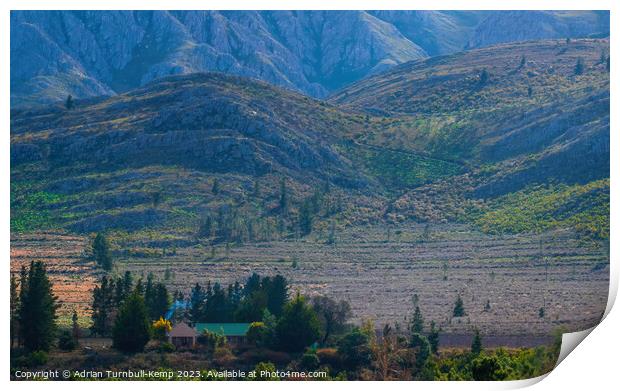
[299,199,313,236]
[112,288,151,353]
[65,94,74,110]
[17,261,59,351]
[92,233,113,270]
[10,274,19,347]
[453,294,466,317]
[276,293,320,352]
[471,328,482,355]
[279,177,288,212]
[428,321,440,354]
[411,306,424,334]
[266,275,288,316]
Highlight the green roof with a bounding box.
[195,323,251,336]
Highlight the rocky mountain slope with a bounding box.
[330,39,610,196]
[10,11,609,107]
[11,39,609,241]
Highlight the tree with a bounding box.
[428,321,440,354]
[276,293,321,352]
[312,296,352,345]
[471,329,482,355]
[57,330,77,351]
[112,289,151,353]
[527,85,533,98]
[411,306,424,334]
[17,261,59,351]
[91,276,115,336]
[327,220,336,245]
[409,333,431,371]
[65,94,74,110]
[519,55,526,69]
[453,294,465,317]
[71,310,80,342]
[337,328,373,371]
[606,56,610,72]
[574,58,584,75]
[10,274,19,347]
[265,275,288,317]
[92,233,113,271]
[212,178,220,195]
[298,199,313,236]
[471,355,508,380]
[479,68,489,85]
[279,177,288,212]
[152,317,172,341]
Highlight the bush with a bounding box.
[253,362,279,381]
[300,352,320,370]
[316,348,341,368]
[157,342,175,353]
[15,351,49,368]
[57,330,77,351]
[471,355,509,380]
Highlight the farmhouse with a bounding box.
[167,322,198,348]
[167,322,252,348]
[195,323,251,345]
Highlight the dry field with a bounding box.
[11,224,609,336]
[10,232,100,326]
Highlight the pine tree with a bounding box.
[471,329,482,355]
[428,321,440,354]
[71,310,80,342]
[574,58,585,75]
[411,306,424,334]
[266,275,288,317]
[17,261,59,351]
[479,68,489,85]
[212,178,220,195]
[65,94,74,110]
[92,233,113,271]
[453,294,465,317]
[299,199,313,236]
[279,177,288,212]
[91,276,115,336]
[112,288,151,353]
[10,274,19,347]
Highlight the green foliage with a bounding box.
[17,261,59,352]
[453,294,465,317]
[276,293,321,352]
[65,94,74,110]
[471,354,509,380]
[92,233,113,270]
[57,330,77,351]
[473,179,609,240]
[10,186,62,233]
[575,58,585,75]
[253,362,279,381]
[344,143,462,189]
[112,289,151,353]
[428,321,440,354]
[411,306,424,334]
[337,328,372,371]
[300,351,321,370]
[410,333,432,370]
[471,329,482,355]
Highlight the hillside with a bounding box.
[12,40,610,242]
[331,39,609,190]
[10,11,608,107]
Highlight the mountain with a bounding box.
[10,11,609,107]
[11,39,609,241]
[330,39,610,193]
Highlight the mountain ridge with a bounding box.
[10,10,609,107]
